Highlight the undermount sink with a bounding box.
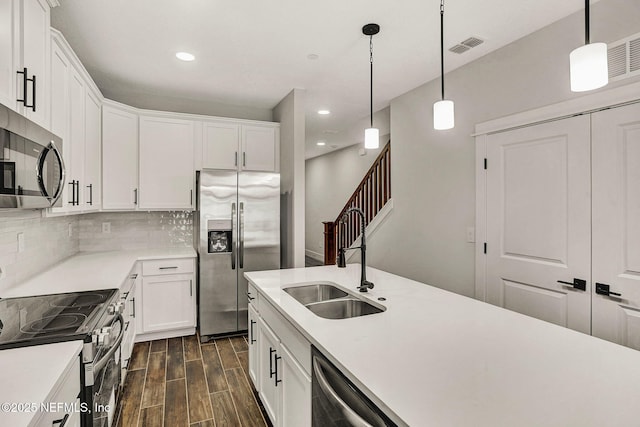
[305,298,384,319]
[283,282,348,305]
[282,282,385,319]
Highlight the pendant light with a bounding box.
[570,0,608,92]
[433,0,454,130]
[363,23,380,149]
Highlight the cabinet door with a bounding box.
[102,104,138,210]
[485,115,591,334]
[248,304,259,388]
[83,89,101,210]
[20,0,49,128]
[202,122,240,170]
[67,66,85,211]
[592,103,640,351]
[241,125,278,172]
[48,38,71,213]
[141,274,195,332]
[258,317,279,425]
[0,0,17,110]
[139,116,194,210]
[280,345,311,427]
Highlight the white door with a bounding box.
[241,125,277,172]
[0,0,17,110]
[202,122,240,170]
[280,345,311,427]
[138,116,194,210]
[248,303,259,388]
[68,67,85,210]
[141,274,194,332]
[102,104,138,210]
[485,115,591,333]
[592,102,640,350]
[83,89,101,210]
[258,317,279,425]
[21,0,49,128]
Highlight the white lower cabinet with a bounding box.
[34,355,81,427]
[249,294,311,427]
[135,258,196,341]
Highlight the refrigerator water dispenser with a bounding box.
[207,219,232,253]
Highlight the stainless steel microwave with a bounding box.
[0,103,65,209]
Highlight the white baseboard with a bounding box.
[305,249,323,262]
[135,327,196,342]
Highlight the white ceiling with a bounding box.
[51,0,591,159]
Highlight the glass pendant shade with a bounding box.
[433,100,455,130]
[570,42,608,92]
[364,127,379,149]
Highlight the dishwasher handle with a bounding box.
[313,356,375,427]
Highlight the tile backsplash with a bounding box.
[0,210,194,294]
[78,211,194,252]
[0,211,79,292]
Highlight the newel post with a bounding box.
[323,221,336,265]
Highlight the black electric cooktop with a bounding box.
[0,289,118,350]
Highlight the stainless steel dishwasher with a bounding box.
[312,346,397,427]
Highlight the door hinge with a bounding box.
[483,158,487,170]
[483,242,487,254]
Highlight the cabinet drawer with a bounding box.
[260,298,310,375]
[34,354,81,426]
[142,258,194,276]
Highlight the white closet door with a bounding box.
[592,102,640,350]
[485,115,591,333]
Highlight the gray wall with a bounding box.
[273,89,307,268]
[305,108,390,261]
[307,0,640,296]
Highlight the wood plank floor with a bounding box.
[114,334,271,427]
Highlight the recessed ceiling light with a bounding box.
[307,54,319,60]
[317,110,330,115]
[316,141,326,146]
[176,52,195,61]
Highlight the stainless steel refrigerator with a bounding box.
[196,169,280,340]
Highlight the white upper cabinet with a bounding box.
[202,121,279,172]
[139,115,195,210]
[84,89,101,210]
[241,125,279,172]
[0,0,50,128]
[202,122,240,170]
[102,101,138,210]
[49,30,103,215]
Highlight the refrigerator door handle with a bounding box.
[239,202,244,269]
[231,202,237,270]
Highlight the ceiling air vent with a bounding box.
[607,32,640,81]
[449,36,484,54]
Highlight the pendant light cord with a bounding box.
[584,0,590,44]
[440,0,445,101]
[370,34,374,128]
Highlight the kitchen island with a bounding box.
[245,264,640,427]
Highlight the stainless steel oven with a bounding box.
[0,289,124,427]
[311,346,397,427]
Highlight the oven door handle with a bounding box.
[312,356,375,427]
[94,314,124,374]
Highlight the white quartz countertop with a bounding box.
[245,264,640,427]
[0,340,83,427]
[1,247,196,298]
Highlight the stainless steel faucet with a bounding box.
[337,207,374,292]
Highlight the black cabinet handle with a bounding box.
[68,180,77,205]
[269,348,276,378]
[87,184,93,205]
[595,282,622,297]
[274,354,282,386]
[132,297,136,318]
[250,320,256,344]
[75,181,80,205]
[557,278,586,291]
[30,73,36,112]
[247,292,255,302]
[52,413,69,426]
